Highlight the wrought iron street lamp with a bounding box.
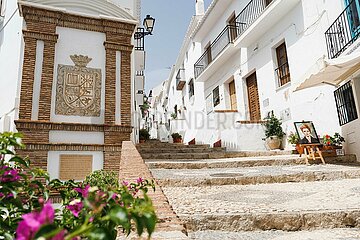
[134,15,155,39]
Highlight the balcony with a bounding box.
[325,0,360,59]
[176,68,186,90]
[194,25,240,79]
[233,0,300,47]
[194,0,297,80]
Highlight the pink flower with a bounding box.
[66,199,84,218]
[136,177,143,184]
[16,202,55,240]
[74,184,90,198]
[0,166,20,183]
[122,180,129,186]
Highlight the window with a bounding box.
[334,81,358,126]
[275,42,291,87]
[213,86,220,107]
[188,78,194,98]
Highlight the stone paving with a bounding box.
[189,229,360,240]
[152,163,360,186]
[138,141,360,239]
[162,179,360,231]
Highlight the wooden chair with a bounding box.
[297,144,325,165]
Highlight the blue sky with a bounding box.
[141,0,212,93]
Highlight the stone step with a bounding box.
[146,155,357,169]
[189,229,360,240]
[139,147,226,154]
[151,163,360,187]
[162,179,360,232]
[137,143,211,149]
[225,150,293,158]
[141,152,227,160]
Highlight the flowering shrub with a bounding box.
[287,131,299,144]
[323,133,345,146]
[0,132,157,239]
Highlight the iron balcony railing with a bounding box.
[275,62,291,87]
[325,0,360,59]
[235,0,272,35]
[194,0,273,78]
[194,24,240,78]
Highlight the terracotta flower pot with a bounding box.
[173,138,182,143]
[266,136,281,150]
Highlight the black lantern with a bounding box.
[143,15,155,34]
[134,15,155,39]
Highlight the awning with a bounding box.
[293,51,360,91]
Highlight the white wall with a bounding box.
[0,0,23,132]
[51,27,106,124]
[342,77,360,159]
[240,0,341,142]
[49,131,104,144]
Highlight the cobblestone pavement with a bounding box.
[189,229,360,240]
[151,164,360,180]
[162,179,360,215]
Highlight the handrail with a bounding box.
[325,0,360,58]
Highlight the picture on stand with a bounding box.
[294,121,320,144]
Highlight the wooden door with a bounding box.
[246,72,261,121]
[229,80,237,110]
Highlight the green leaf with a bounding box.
[87,228,113,240]
[33,224,61,239]
[109,206,131,234]
[3,232,14,240]
[9,156,29,168]
[133,215,144,236]
[143,213,157,236]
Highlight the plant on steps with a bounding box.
[263,112,285,150]
[171,132,182,143]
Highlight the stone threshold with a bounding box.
[156,168,360,187]
[182,209,360,231]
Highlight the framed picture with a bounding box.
[294,121,320,144]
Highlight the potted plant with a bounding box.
[171,132,182,143]
[139,128,150,143]
[322,132,345,156]
[287,131,300,153]
[263,113,285,150]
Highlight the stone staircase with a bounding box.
[137,140,227,160]
[139,140,360,239]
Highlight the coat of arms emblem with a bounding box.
[55,55,101,117]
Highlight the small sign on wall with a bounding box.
[59,154,93,181]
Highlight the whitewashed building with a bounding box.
[0,0,148,179]
[150,0,360,158]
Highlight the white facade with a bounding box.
[149,0,360,156]
[0,0,143,179]
[0,0,142,132]
[0,0,23,133]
